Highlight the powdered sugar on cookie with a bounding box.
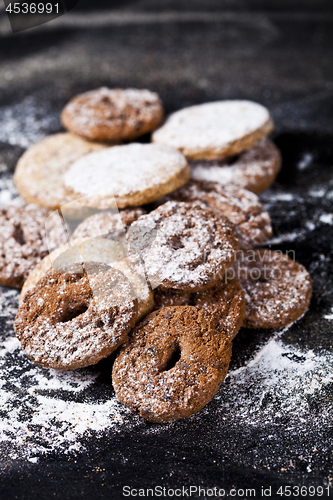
[153,100,274,160]
[190,138,281,194]
[127,201,238,291]
[64,143,190,209]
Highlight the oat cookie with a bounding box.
[64,143,190,209]
[233,249,312,329]
[127,201,238,292]
[154,278,246,340]
[163,179,272,250]
[112,306,232,422]
[61,87,164,142]
[190,138,281,194]
[15,263,139,370]
[14,133,108,211]
[152,100,274,160]
[20,238,153,321]
[0,204,64,288]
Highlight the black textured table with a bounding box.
[0,1,333,498]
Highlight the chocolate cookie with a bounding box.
[162,180,272,250]
[14,133,108,211]
[127,201,238,292]
[233,249,312,329]
[20,239,153,321]
[0,204,64,288]
[15,263,139,370]
[64,143,190,209]
[190,138,281,194]
[61,87,164,142]
[112,306,233,422]
[72,208,146,241]
[153,278,245,340]
[152,100,274,160]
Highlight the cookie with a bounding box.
[190,138,281,194]
[162,179,272,250]
[15,263,139,370]
[64,143,190,209]
[20,238,153,321]
[113,256,154,321]
[61,87,164,142]
[153,278,246,340]
[152,100,274,160]
[112,306,232,422]
[127,201,238,292]
[0,204,64,288]
[71,207,146,241]
[232,249,312,329]
[14,133,108,211]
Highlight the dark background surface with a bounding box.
[0,1,333,498]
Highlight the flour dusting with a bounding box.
[0,95,60,148]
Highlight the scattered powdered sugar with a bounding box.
[309,188,327,198]
[324,306,333,320]
[0,166,21,207]
[319,213,333,225]
[297,152,313,171]
[224,335,333,419]
[0,95,60,148]
[0,325,131,460]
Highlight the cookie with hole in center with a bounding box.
[112,306,232,422]
[20,238,153,322]
[61,87,164,142]
[190,138,281,194]
[153,278,245,341]
[152,100,274,160]
[15,262,139,370]
[160,179,272,250]
[127,201,238,292]
[232,249,312,329]
[14,133,108,211]
[0,204,65,288]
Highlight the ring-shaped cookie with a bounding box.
[112,306,232,422]
[233,249,312,329]
[15,262,139,369]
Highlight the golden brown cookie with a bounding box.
[153,278,245,341]
[127,201,238,292]
[64,143,190,209]
[61,87,164,142]
[14,133,108,211]
[233,249,312,329]
[161,179,272,250]
[15,263,139,370]
[190,138,281,194]
[112,306,232,422]
[0,204,64,288]
[152,100,274,160]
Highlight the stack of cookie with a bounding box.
[3,87,312,423]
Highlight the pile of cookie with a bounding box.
[0,88,312,423]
